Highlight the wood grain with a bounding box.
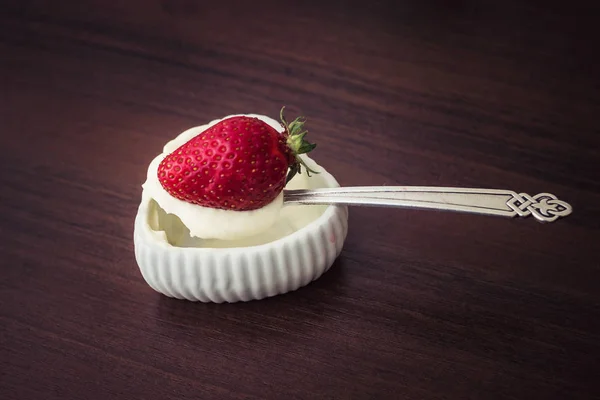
[1,1,599,399]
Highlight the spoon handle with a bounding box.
[283,186,572,222]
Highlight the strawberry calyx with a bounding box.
[279,106,319,184]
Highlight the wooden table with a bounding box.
[1,1,599,399]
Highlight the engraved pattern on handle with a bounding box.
[506,192,572,222]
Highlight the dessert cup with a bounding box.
[133,154,348,303]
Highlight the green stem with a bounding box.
[280,106,319,183]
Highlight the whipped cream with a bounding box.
[146,167,328,248]
[142,114,314,241]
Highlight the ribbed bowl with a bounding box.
[133,165,348,303]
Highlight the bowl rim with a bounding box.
[134,164,346,255]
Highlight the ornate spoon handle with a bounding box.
[283,187,572,222]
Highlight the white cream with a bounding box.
[142,114,325,242]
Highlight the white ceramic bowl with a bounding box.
[133,156,348,303]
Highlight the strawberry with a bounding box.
[157,107,317,211]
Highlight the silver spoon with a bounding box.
[283,187,572,222]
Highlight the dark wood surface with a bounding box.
[1,1,599,399]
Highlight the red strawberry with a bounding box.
[157,107,317,211]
